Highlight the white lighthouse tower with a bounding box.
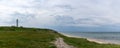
[16,19,19,27]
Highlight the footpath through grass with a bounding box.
[0,26,120,48]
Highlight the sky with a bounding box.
[0,0,120,32]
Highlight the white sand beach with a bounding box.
[60,32,114,44]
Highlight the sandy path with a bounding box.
[54,38,75,48]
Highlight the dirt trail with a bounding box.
[54,38,75,48]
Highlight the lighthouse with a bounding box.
[16,19,19,27]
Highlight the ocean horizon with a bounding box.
[60,32,120,44]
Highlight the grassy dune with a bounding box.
[0,27,58,48]
[61,35,120,48]
[0,27,119,48]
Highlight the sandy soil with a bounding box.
[87,38,110,44]
[54,38,75,48]
[60,33,110,44]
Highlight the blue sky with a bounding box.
[1,0,120,32]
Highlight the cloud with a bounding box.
[0,0,120,31]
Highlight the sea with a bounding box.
[60,32,120,44]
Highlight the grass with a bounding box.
[61,35,120,48]
[0,26,120,48]
[0,26,58,48]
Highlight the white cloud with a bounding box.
[0,0,120,28]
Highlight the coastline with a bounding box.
[60,32,114,44]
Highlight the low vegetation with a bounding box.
[0,26,58,48]
[61,36,120,48]
[0,26,119,48]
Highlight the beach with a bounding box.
[60,32,120,44]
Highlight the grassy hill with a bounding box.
[62,36,120,48]
[0,26,59,48]
[0,26,119,48]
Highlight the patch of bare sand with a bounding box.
[54,38,75,48]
